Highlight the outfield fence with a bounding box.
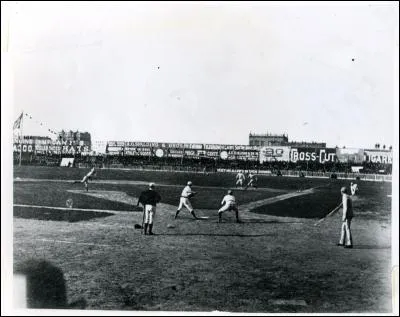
[216,169,392,182]
[73,163,393,182]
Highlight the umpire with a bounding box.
[137,183,161,235]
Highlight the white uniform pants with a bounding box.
[236,179,244,186]
[339,219,353,246]
[219,202,238,213]
[177,197,193,212]
[144,205,156,224]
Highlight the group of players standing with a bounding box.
[136,180,241,235]
[72,167,360,244]
[73,167,241,235]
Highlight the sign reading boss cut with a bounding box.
[290,148,336,163]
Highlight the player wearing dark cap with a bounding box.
[137,183,162,235]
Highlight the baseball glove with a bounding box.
[188,192,197,198]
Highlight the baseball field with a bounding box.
[12,166,393,313]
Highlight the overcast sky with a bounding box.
[7,1,399,148]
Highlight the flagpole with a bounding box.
[19,111,24,166]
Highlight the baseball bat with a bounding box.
[141,203,145,235]
[314,202,343,226]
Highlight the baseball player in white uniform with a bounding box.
[245,172,258,190]
[73,167,96,192]
[175,181,198,220]
[235,171,246,188]
[218,190,240,223]
[350,182,359,196]
[337,187,354,248]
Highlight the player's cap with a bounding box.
[149,183,155,188]
[227,190,233,195]
[187,181,193,186]
[340,187,348,194]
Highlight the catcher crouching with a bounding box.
[218,190,240,223]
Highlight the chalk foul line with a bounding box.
[13,203,132,214]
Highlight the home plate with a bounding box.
[167,224,175,229]
[197,216,209,220]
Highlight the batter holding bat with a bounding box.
[175,181,199,220]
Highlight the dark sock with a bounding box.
[149,224,154,235]
[175,210,180,219]
[144,223,148,235]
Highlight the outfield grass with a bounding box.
[252,180,392,219]
[11,166,393,313]
[97,183,279,210]
[14,165,340,189]
[14,166,392,220]
[14,182,141,212]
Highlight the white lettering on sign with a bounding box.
[319,149,335,163]
[206,151,219,157]
[290,149,335,163]
[369,155,392,164]
[260,146,290,162]
[204,144,220,150]
[184,150,196,156]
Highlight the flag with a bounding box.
[13,112,23,129]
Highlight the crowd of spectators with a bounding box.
[12,149,393,175]
[14,152,392,176]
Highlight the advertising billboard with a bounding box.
[259,146,291,163]
[336,148,364,163]
[364,150,393,164]
[289,147,336,164]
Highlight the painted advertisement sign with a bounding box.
[335,148,364,163]
[364,150,392,164]
[13,143,90,155]
[289,148,336,163]
[259,146,291,163]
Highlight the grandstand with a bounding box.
[13,135,393,182]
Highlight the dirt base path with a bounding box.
[67,188,317,224]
